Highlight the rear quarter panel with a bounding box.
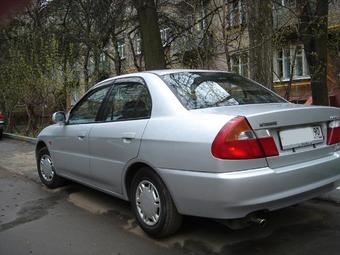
[138,113,268,173]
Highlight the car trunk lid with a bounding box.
[194,103,340,168]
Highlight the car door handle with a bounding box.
[77,131,88,141]
[121,132,136,143]
[78,135,86,140]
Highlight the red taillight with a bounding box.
[257,137,279,157]
[0,112,4,121]
[327,120,340,145]
[211,116,279,160]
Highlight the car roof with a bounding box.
[92,69,231,89]
[147,69,230,76]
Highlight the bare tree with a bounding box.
[133,0,166,70]
[297,0,329,105]
[246,0,274,88]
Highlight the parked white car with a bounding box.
[0,111,5,139]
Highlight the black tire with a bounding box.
[0,128,2,140]
[130,167,183,238]
[37,147,65,188]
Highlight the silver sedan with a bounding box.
[36,70,340,237]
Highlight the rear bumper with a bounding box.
[158,152,340,219]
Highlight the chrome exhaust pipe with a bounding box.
[218,212,268,230]
[249,216,267,227]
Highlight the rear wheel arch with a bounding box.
[124,161,180,210]
[124,162,175,200]
[124,162,155,199]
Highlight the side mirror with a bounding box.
[52,111,66,124]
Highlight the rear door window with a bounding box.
[101,82,152,122]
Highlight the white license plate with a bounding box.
[279,126,324,150]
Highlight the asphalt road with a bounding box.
[1,138,340,255]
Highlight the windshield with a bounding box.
[161,72,286,110]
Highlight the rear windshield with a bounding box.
[161,72,286,110]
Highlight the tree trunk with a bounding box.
[6,110,14,133]
[246,0,273,88]
[93,47,100,82]
[220,1,231,70]
[83,46,91,91]
[134,0,166,70]
[297,0,329,106]
[25,103,37,136]
[285,45,298,100]
[128,31,142,71]
[113,38,122,75]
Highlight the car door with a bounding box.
[88,77,152,194]
[52,85,112,181]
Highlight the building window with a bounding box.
[277,48,291,79]
[197,8,207,31]
[227,0,247,27]
[99,52,109,70]
[117,39,126,60]
[281,0,296,7]
[134,34,142,55]
[160,27,170,47]
[186,14,194,33]
[240,0,247,25]
[99,52,106,63]
[295,46,304,76]
[230,52,249,77]
[274,45,309,81]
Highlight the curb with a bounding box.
[3,133,37,144]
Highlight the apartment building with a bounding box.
[87,0,340,106]
[219,0,340,103]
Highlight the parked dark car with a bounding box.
[0,111,4,139]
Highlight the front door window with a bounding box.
[68,86,111,124]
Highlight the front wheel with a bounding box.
[130,168,182,238]
[37,147,65,188]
